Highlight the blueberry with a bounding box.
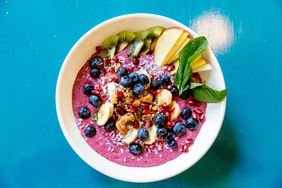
[90,56,103,69]
[138,127,149,141]
[172,122,187,136]
[163,131,174,142]
[119,76,133,88]
[181,108,192,119]
[84,126,96,138]
[129,143,142,155]
[132,83,144,95]
[186,117,199,131]
[104,118,116,132]
[160,74,171,85]
[170,86,179,96]
[90,68,101,78]
[89,95,101,107]
[78,107,91,119]
[167,139,177,148]
[150,79,161,90]
[83,84,94,95]
[129,72,140,84]
[139,74,149,85]
[180,90,190,99]
[157,127,168,136]
[117,67,128,77]
[154,113,167,127]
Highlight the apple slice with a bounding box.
[192,64,212,73]
[162,31,189,66]
[190,56,207,69]
[169,37,191,63]
[154,28,184,67]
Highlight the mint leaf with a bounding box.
[174,37,208,94]
[93,114,98,121]
[191,84,227,103]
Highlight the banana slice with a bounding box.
[170,101,181,120]
[137,69,151,89]
[122,128,138,144]
[107,82,117,104]
[157,89,172,106]
[169,60,179,75]
[144,125,158,145]
[96,102,114,126]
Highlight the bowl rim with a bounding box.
[56,13,226,183]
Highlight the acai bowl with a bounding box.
[56,14,227,182]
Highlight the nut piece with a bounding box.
[116,113,135,135]
[139,93,153,103]
[132,99,141,107]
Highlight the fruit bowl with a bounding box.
[56,13,226,182]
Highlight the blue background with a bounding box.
[1,0,282,187]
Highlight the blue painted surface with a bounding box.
[1,0,282,187]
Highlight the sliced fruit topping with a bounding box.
[144,125,158,145]
[186,117,199,131]
[101,35,119,59]
[139,38,152,56]
[96,102,114,126]
[117,31,136,52]
[84,126,96,138]
[89,95,102,107]
[107,82,117,104]
[157,89,172,106]
[127,39,144,59]
[147,26,165,39]
[129,143,142,155]
[123,128,138,144]
[78,107,91,119]
[172,122,186,136]
[83,84,94,96]
[170,101,181,120]
[154,27,186,67]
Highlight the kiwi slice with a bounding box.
[147,26,165,39]
[127,39,144,59]
[101,35,119,58]
[116,31,136,52]
[139,39,152,56]
[135,30,149,40]
[150,38,158,52]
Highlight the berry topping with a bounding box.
[78,107,91,119]
[181,108,192,119]
[128,72,140,84]
[84,126,96,138]
[138,127,149,141]
[154,113,167,127]
[90,68,101,78]
[132,83,145,95]
[172,122,187,136]
[157,127,168,136]
[160,74,171,85]
[129,143,142,155]
[170,85,179,96]
[167,139,177,148]
[82,84,94,95]
[119,75,133,88]
[186,117,199,131]
[117,67,128,77]
[180,90,190,99]
[139,74,149,85]
[104,118,116,132]
[88,95,101,107]
[150,79,161,90]
[90,56,103,69]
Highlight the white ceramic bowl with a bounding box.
[56,13,226,183]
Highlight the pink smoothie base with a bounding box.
[72,51,207,167]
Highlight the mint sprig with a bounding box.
[174,36,227,103]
